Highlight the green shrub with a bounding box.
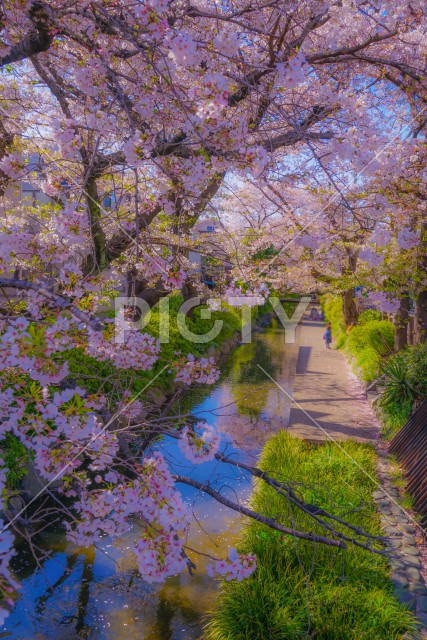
[345,320,395,382]
[0,434,30,488]
[205,433,415,640]
[375,351,414,439]
[354,346,383,383]
[376,344,427,439]
[336,332,348,349]
[406,341,427,399]
[347,321,394,358]
[321,294,346,339]
[358,309,382,325]
[377,354,413,412]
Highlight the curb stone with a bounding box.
[375,451,427,636]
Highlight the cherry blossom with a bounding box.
[178,422,221,464]
[397,228,420,251]
[207,548,257,582]
[174,355,220,385]
[366,291,401,314]
[0,0,426,623]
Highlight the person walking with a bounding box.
[323,322,332,349]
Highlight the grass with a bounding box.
[204,432,416,640]
[379,401,413,440]
[387,456,418,515]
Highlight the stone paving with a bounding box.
[375,451,427,639]
[288,319,378,442]
[287,317,427,637]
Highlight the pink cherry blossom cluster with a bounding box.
[178,422,220,464]
[359,247,385,268]
[25,291,49,320]
[225,282,268,304]
[207,548,257,581]
[239,146,269,178]
[85,327,160,370]
[123,134,148,166]
[67,452,192,584]
[174,354,220,385]
[0,378,118,482]
[0,226,33,273]
[0,317,70,386]
[191,72,230,118]
[168,31,198,67]
[59,262,85,297]
[366,291,400,314]
[52,119,82,160]
[0,152,25,180]
[276,51,307,89]
[135,533,188,583]
[73,65,103,98]
[213,32,240,57]
[397,227,420,251]
[116,392,144,422]
[136,257,187,290]
[54,203,88,248]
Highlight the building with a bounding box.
[0,154,52,216]
[188,218,232,287]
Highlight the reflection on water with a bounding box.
[2,323,293,640]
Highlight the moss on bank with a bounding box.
[204,432,416,640]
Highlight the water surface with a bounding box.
[2,323,293,640]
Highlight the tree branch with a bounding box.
[262,129,333,152]
[174,474,347,548]
[0,2,54,67]
[0,278,103,330]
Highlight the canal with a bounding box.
[1,322,295,640]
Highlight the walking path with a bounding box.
[287,317,379,442]
[287,315,427,637]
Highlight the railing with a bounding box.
[389,399,427,529]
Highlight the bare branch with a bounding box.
[174,474,347,549]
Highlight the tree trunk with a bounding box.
[84,176,107,273]
[181,276,204,318]
[134,278,169,306]
[415,290,427,344]
[394,294,410,351]
[415,223,427,344]
[342,289,358,328]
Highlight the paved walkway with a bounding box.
[287,318,379,443]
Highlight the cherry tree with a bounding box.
[0,0,426,625]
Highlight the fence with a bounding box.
[389,399,427,529]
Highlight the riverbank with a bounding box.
[206,314,426,639]
[2,319,298,639]
[1,296,246,502]
[204,432,417,640]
